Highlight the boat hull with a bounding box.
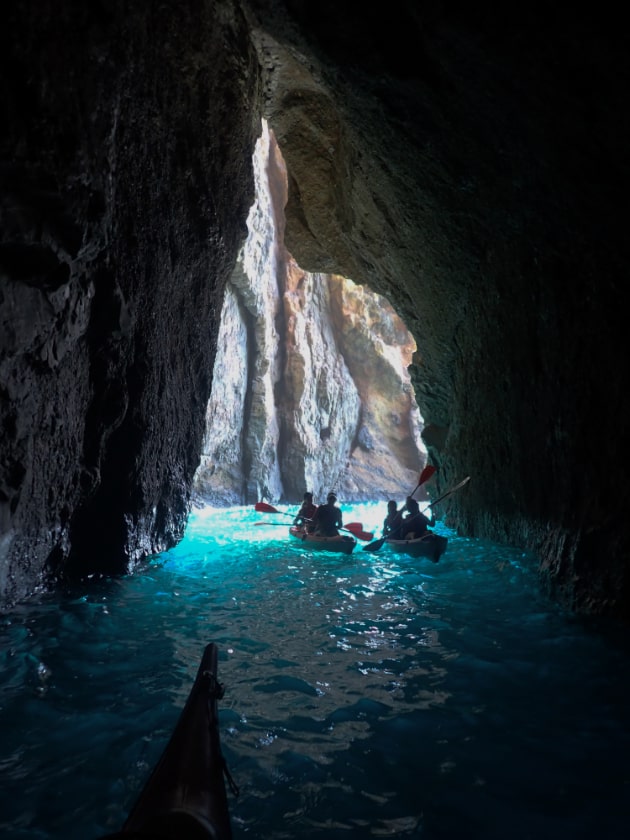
[102,643,233,839]
[290,526,356,555]
[386,533,448,562]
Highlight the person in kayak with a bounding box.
[401,497,435,539]
[312,492,343,536]
[383,500,404,538]
[293,492,318,532]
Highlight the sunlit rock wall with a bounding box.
[194,122,425,505]
[194,121,285,506]
[193,283,249,507]
[327,277,425,498]
[278,259,362,502]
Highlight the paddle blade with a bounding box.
[255,501,297,518]
[344,526,373,539]
[344,523,365,535]
[255,502,279,513]
[362,537,386,553]
[419,464,437,485]
[342,523,374,541]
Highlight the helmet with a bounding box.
[327,492,337,502]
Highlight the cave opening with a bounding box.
[193,121,429,509]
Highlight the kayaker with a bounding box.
[401,497,434,539]
[383,500,404,537]
[312,492,343,536]
[293,492,318,532]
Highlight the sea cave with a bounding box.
[1,1,629,620]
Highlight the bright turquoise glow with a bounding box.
[1,503,629,839]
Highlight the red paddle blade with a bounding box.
[419,464,437,485]
[255,502,280,514]
[341,523,374,540]
[344,523,370,535]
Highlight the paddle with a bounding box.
[255,502,295,518]
[425,475,470,510]
[363,474,470,553]
[254,502,363,529]
[362,464,438,554]
[254,520,374,541]
[409,464,437,499]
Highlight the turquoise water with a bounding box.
[1,503,629,840]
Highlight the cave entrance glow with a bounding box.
[193,121,427,507]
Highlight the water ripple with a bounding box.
[1,504,629,839]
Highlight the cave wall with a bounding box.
[245,2,630,618]
[1,0,261,604]
[1,1,629,619]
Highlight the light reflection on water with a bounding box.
[0,503,629,840]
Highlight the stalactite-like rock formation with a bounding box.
[194,122,424,505]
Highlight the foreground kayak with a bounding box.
[102,643,235,840]
[289,525,357,555]
[386,532,448,563]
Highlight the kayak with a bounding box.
[289,525,357,555]
[386,532,448,563]
[101,643,235,840]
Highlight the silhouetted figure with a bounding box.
[383,500,404,537]
[401,497,434,539]
[312,492,343,537]
[293,492,318,532]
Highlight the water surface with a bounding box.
[1,504,628,839]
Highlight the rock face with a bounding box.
[1,1,261,601]
[194,122,425,506]
[1,2,629,619]
[245,3,630,619]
